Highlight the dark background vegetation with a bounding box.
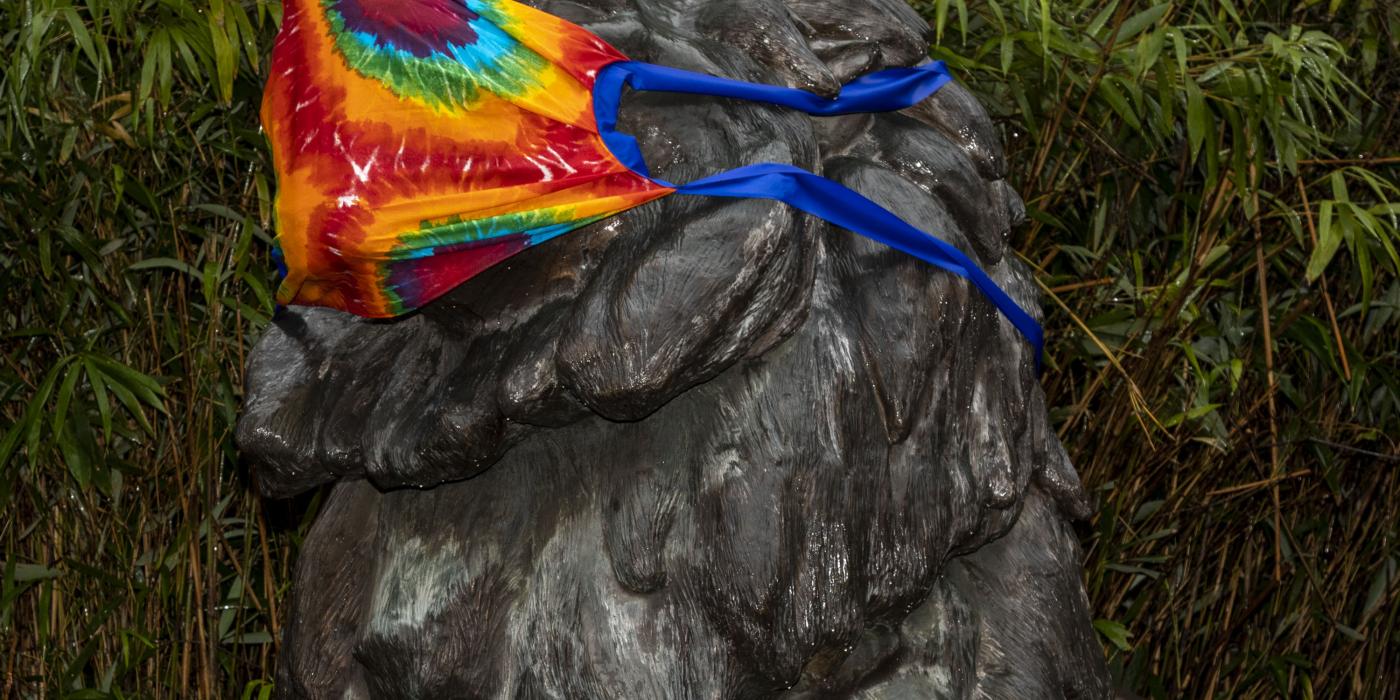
[2,0,1396,696]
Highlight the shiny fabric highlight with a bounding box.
[264,0,671,317]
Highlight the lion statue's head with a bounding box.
[238,0,1111,696]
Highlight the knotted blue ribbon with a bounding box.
[593,59,1044,370]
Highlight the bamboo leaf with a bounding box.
[49,363,83,448]
[129,257,199,277]
[62,8,101,73]
[1306,200,1339,282]
[1086,0,1120,38]
[23,359,74,470]
[1136,26,1166,78]
[1169,26,1188,76]
[1117,4,1169,44]
[209,0,236,103]
[88,365,154,436]
[0,418,25,473]
[1185,77,1208,162]
[138,30,160,104]
[89,357,164,404]
[84,358,113,440]
[57,413,93,489]
[1099,77,1142,130]
[1094,619,1133,651]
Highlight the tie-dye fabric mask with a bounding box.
[262,0,1045,363]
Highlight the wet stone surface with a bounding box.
[238,0,1113,696]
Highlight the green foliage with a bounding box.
[913,0,1399,695]
[0,0,1395,696]
[1,0,288,695]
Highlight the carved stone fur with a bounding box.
[238,0,1113,696]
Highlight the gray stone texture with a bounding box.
[238,0,1113,696]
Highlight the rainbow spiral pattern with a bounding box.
[263,0,672,317]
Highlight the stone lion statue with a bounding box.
[238,0,1113,696]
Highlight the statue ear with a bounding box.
[556,195,817,421]
[900,78,1007,182]
[549,39,826,422]
[237,242,596,496]
[864,111,1013,264]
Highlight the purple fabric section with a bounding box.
[331,0,480,57]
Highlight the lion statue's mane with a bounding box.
[238,0,1113,696]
